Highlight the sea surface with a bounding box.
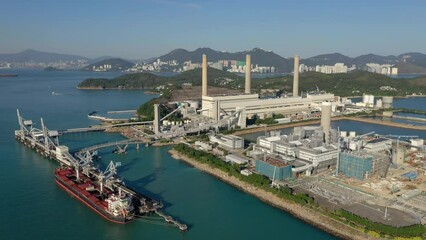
[0,69,336,240]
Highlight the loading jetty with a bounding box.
[14,109,187,231]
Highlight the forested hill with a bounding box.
[250,71,426,96]
[77,67,243,89]
[78,68,426,96]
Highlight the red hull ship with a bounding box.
[55,168,136,224]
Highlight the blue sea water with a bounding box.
[242,119,426,143]
[0,69,338,240]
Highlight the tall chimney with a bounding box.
[202,54,208,97]
[321,102,332,144]
[245,54,251,94]
[153,104,160,135]
[293,55,299,97]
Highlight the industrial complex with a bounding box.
[200,54,335,127]
[81,52,426,234]
[148,53,426,229]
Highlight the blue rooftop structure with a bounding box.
[401,171,418,181]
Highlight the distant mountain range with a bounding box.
[0,49,89,62]
[153,48,426,73]
[155,47,293,72]
[2,48,426,73]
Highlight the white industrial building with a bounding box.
[297,145,339,169]
[225,154,249,165]
[195,141,212,151]
[248,101,338,176]
[199,53,335,127]
[209,134,244,149]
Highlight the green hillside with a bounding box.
[250,71,426,96]
[78,67,242,89]
[78,69,426,96]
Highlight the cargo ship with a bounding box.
[55,167,138,223]
[15,110,187,230]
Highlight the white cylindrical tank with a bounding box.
[321,102,332,143]
[363,94,374,106]
[340,131,347,137]
[382,96,393,108]
[349,131,356,138]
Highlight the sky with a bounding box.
[1,0,426,59]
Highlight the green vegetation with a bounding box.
[252,71,426,96]
[79,72,162,89]
[335,209,426,238]
[253,113,287,125]
[78,67,242,89]
[79,68,426,96]
[136,88,172,120]
[173,143,314,205]
[44,66,62,71]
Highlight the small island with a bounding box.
[44,66,63,71]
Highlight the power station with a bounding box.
[200,54,335,127]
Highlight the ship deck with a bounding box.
[55,169,116,219]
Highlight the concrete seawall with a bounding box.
[343,117,426,131]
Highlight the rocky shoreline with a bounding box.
[168,149,379,240]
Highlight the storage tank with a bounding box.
[349,131,356,138]
[321,102,332,143]
[382,96,393,109]
[362,94,374,104]
[340,131,347,138]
